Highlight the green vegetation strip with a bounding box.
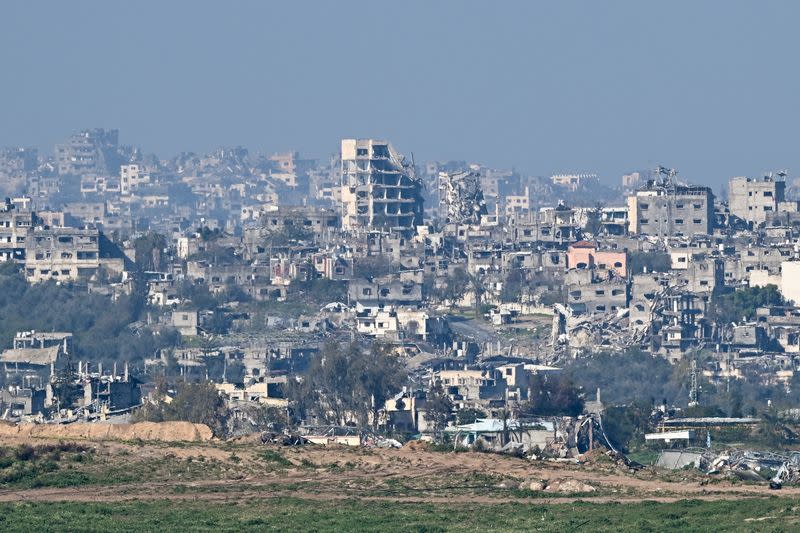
[0,497,797,532]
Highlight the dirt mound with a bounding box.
[0,421,213,442]
[544,479,597,494]
[402,440,431,451]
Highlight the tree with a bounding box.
[424,382,453,440]
[133,381,228,437]
[166,382,228,435]
[757,408,798,447]
[711,284,785,324]
[356,344,407,430]
[456,407,487,425]
[601,401,653,452]
[293,342,407,429]
[177,281,219,310]
[440,267,470,306]
[0,267,178,367]
[468,272,487,318]
[313,343,363,426]
[225,360,246,385]
[501,269,526,303]
[288,278,347,305]
[520,374,584,417]
[51,357,80,411]
[567,348,686,406]
[240,404,289,433]
[264,223,315,246]
[206,309,233,335]
[287,374,320,425]
[133,232,168,272]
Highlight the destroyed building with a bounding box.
[438,170,487,225]
[340,139,423,237]
[24,226,124,283]
[55,128,121,176]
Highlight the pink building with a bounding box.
[566,241,627,277]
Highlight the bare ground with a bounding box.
[0,433,796,505]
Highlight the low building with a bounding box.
[171,311,199,336]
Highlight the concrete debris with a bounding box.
[260,431,310,446]
[438,170,488,225]
[519,479,548,491]
[657,448,800,487]
[371,437,403,448]
[543,479,597,493]
[553,304,637,353]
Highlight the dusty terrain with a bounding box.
[0,421,213,442]
[0,431,795,506]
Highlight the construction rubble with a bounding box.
[657,448,800,488]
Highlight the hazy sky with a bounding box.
[1,1,798,187]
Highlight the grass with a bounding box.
[0,444,234,489]
[256,449,293,467]
[0,497,797,532]
[626,449,661,466]
[0,443,98,489]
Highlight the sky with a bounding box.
[1,1,798,189]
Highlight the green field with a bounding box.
[0,497,797,532]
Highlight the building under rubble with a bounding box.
[438,170,487,225]
[340,139,423,238]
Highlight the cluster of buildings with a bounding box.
[2,128,800,434]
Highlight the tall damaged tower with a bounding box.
[340,139,423,237]
[438,170,488,225]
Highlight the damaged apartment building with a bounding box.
[340,139,423,238]
[627,169,715,237]
[24,226,125,283]
[17,121,800,435]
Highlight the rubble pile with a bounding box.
[517,478,597,493]
[554,305,635,353]
[658,448,800,488]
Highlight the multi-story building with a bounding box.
[728,175,785,227]
[24,227,102,283]
[627,179,714,236]
[0,203,35,262]
[340,139,423,237]
[0,147,37,196]
[120,164,151,195]
[503,187,530,216]
[564,269,628,315]
[566,241,627,277]
[268,151,314,188]
[621,171,643,191]
[55,128,120,176]
[551,173,597,192]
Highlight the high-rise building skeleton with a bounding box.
[340,139,423,237]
